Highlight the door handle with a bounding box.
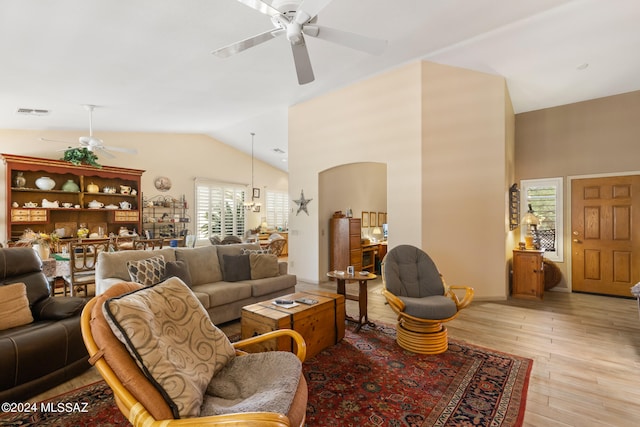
[573,238,581,243]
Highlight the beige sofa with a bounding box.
[95,243,296,324]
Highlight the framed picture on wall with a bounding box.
[378,212,386,226]
[253,188,260,198]
[370,211,377,227]
[362,212,369,227]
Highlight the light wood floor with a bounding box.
[32,278,640,427]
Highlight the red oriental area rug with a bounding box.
[0,324,531,426]
[304,324,532,426]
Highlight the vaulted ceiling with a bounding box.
[1,0,639,170]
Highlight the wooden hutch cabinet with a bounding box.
[330,217,362,272]
[512,249,545,300]
[3,154,144,242]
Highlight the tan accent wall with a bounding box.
[515,90,640,290]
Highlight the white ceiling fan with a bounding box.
[40,105,137,158]
[212,0,387,85]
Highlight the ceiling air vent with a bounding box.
[16,108,50,116]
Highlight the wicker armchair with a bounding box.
[381,245,474,354]
[81,281,308,426]
[267,238,287,257]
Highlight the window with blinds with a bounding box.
[520,177,564,262]
[266,190,289,229]
[195,180,246,240]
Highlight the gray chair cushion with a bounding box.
[399,295,457,320]
[383,245,444,297]
[201,351,301,417]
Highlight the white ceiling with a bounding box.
[1,0,639,171]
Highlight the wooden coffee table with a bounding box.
[241,290,345,359]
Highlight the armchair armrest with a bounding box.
[447,286,474,311]
[382,289,406,314]
[232,329,307,362]
[32,296,87,320]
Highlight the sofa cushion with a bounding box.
[97,248,177,283]
[175,246,222,285]
[248,274,298,298]
[193,281,253,308]
[0,283,34,331]
[249,254,279,280]
[222,254,251,282]
[127,256,166,286]
[215,243,260,273]
[164,260,192,287]
[103,277,236,418]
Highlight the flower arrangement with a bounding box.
[19,229,60,249]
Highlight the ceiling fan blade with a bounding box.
[305,25,387,55]
[291,38,314,85]
[236,0,281,18]
[102,145,138,154]
[40,137,74,145]
[93,146,115,158]
[79,135,104,146]
[296,0,334,23]
[212,28,283,58]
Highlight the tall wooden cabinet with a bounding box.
[3,154,144,242]
[512,249,545,300]
[330,217,362,272]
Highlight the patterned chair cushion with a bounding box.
[103,277,236,418]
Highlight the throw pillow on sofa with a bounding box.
[164,260,193,287]
[241,248,271,255]
[127,255,166,286]
[222,254,251,282]
[249,253,279,280]
[0,282,34,331]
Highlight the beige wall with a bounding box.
[319,162,387,275]
[0,130,288,243]
[515,90,640,290]
[289,62,423,284]
[421,63,513,299]
[289,61,514,299]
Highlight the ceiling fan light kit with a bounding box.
[213,0,387,85]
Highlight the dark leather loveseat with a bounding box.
[0,247,90,402]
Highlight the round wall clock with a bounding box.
[154,176,172,192]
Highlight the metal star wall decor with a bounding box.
[293,190,312,216]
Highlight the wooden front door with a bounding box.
[571,175,640,296]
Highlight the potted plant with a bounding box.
[61,147,101,168]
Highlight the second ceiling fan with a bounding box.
[212,0,387,85]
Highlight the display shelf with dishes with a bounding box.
[2,153,144,243]
[142,194,190,241]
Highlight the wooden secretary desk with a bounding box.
[3,154,144,243]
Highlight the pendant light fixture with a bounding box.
[244,132,261,211]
